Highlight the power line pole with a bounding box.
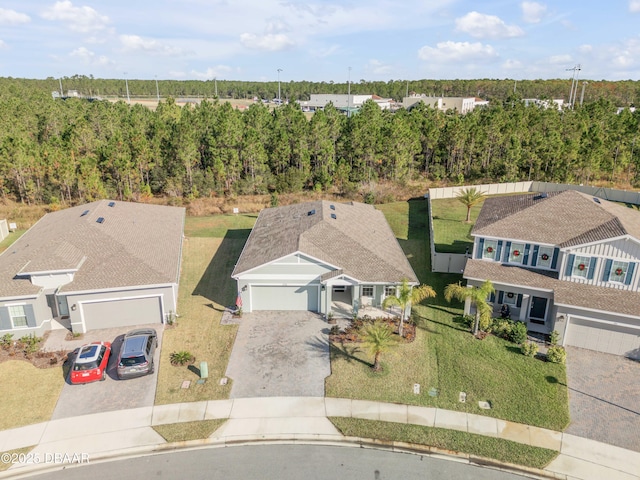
[155,75,160,102]
[124,72,130,104]
[277,68,282,103]
[347,66,352,118]
[580,81,588,106]
[566,64,581,107]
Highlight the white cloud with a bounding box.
[0,39,6,49]
[69,46,112,66]
[521,2,547,23]
[366,59,392,75]
[0,8,30,25]
[41,1,109,33]
[190,66,233,79]
[455,12,524,39]
[240,33,295,51]
[418,41,498,63]
[578,44,593,54]
[265,18,290,34]
[630,1,640,13]
[549,54,572,64]
[119,35,185,56]
[503,59,523,69]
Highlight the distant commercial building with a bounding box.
[522,98,564,110]
[301,94,393,112]
[402,95,476,114]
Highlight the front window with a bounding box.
[503,291,517,306]
[609,261,629,283]
[572,255,591,278]
[361,286,373,297]
[537,247,554,268]
[482,240,498,260]
[509,243,525,264]
[8,305,27,328]
[384,286,396,297]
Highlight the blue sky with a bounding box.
[1,1,640,82]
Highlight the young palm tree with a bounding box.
[456,187,485,222]
[444,280,495,335]
[382,278,436,337]
[361,321,397,372]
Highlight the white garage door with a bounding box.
[251,285,319,312]
[566,317,640,358]
[81,296,163,331]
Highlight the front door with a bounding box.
[529,297,547,324]
[57,296,69,317]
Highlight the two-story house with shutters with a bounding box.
[462,189,640,360]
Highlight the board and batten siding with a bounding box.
[570,238,640,261]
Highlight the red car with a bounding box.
[70,342,111,384]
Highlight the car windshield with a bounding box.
[121,356,146,367]
[74,360,99,371]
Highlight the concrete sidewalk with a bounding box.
[1,397,638,479]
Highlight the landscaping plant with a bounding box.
[508,321,528,344]
[169,351,195,366]
[444,280,494,335]
[382,278,436,337]
[546,346,567,364]
[360,320,397,372]
[521,341,539,357]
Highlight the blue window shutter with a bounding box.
[587,257,597,280]
[602,259,612,282]
[24,304,36,328]
[551,248,559,269]
[625,262,636,286]
[531,245,539,267]
[0,307,11,330]
[565,254,575,277]
[516,294,523,307]
[497,291,504,304]
[523,244,531,265]
[504,241,512,262]
[476,238,484,259]
[496,240,503,261]
[489,292,495,303]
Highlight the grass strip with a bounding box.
[153,419,227,443]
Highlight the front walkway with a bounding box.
[1,397,638,480]
[225,312,330,398]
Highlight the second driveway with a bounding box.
[225,311,330,398]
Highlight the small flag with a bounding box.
[236,292,243,308]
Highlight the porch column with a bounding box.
[519,294,530,322]
[463,297,471,316]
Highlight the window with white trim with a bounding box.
[482,240,498,260]
[608,260,629,284]
[572,255,590,278]
[508,242,525,264]
[9,305,27,328]
[537,246,553,268]
[503,291,517,306]
[361,286,374,297]
[384,286,396,297]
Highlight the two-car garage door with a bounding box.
[565,317,640,359]
[251,285,319,312]
[81,296,163,331]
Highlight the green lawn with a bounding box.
[330,418,558,469]
[154,215,255,405]
[430,198,484,253]
[326,200,570,431]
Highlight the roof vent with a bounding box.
[307,209,316,216]
[80,210,89,217]
[593,197,601,204]
[108,201,115,207]
[96,217,105,224]
[331,213,337,219]
[330,204,335,210]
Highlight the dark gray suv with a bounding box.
[116,328,158,380]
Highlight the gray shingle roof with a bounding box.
[472,190,633,246]
[232,201,418,283]
[464,259,640,318]
[0,200,185,298]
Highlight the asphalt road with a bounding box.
[31,445,529,480]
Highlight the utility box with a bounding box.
[200,361,209,379]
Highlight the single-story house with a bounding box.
[464,189,640,359]
[0,200,185,335]
[232,201,418,316]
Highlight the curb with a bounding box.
[1,434,564,480]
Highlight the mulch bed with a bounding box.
[329,316,416,344]
[0,332,68,369]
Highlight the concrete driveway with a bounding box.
[565,346,640,452]
[47,324,163,420]
[225,311,330,398]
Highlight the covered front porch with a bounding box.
[321,274,402,320]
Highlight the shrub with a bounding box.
[0,333,13,349]
[549,330,559,346]
[546,345,567,364]
[329,325,341,335]
[490,318,512,339]
[456,315,475,329]
[363,191,376,205]
[19,334,42,354]
[508,321,528,344]
[170,351,195,366]
[521,341,539,357]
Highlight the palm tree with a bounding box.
[444,280,495,335]
[382,278,436,337]
[456,187,485,222]
[361,321,397,372]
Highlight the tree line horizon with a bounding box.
[0,78,638,207]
